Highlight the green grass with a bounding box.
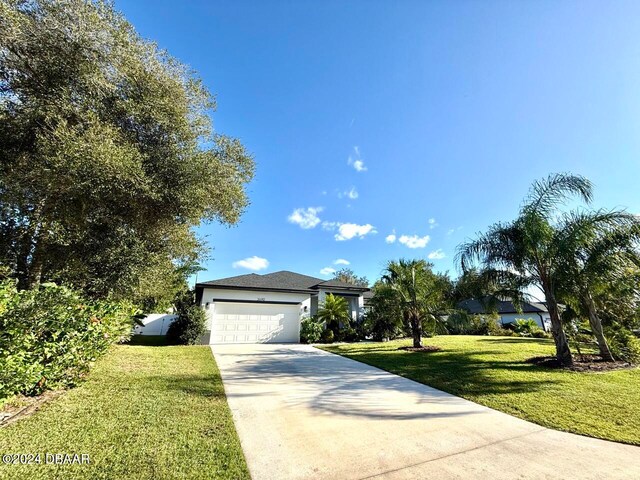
[0,345,249,480]
[321,336,640,445]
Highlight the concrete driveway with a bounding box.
[211,344,640,480]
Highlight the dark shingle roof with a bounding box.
[457,299,548,314]
[196,270,369,293]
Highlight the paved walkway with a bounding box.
[211,344,640,480]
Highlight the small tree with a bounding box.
[363,282,404,341]
[166,290,206,345]
[380,259,450,348]
[317,294,351,336]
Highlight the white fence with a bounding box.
[133,313,177,336]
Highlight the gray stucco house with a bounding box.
[195,271,370,344]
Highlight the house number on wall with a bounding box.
[257,297,266,302]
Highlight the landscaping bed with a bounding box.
[0,345,249,480]
[321,335,640,445]
[526,355,634,372]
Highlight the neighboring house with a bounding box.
[195,271,370,344]
[457,299,552,332]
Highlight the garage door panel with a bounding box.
[211,303,299,344]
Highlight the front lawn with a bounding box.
[321,336,640,445]
[0,345,249,480]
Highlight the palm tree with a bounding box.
[457,173,595,366]
[317,293,351,335]
[555,212,640,361]
[380,259,449,348]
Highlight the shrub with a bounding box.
[511,318,544,337]
[320,329,335,343]
[166,305,206,345]
[531,329,550,339]
[338,326,359,342]
[445,312,510,336]
[605,326,640,363]
[300,317,324,344]
[362,310,403,342]
[0,281,135,399]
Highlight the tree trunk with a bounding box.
[16,207,46,290]
[544,286,573,367]
[583,291,614,362]
[412,315,422,348]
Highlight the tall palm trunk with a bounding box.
[543,285,573,366]
[583,291,614,362]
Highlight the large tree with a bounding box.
[555,214,640,361]
[0,0,254,304]
[457,173,634,366]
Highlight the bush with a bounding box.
[338,326,359,342]
[511,318,544,337]
[531,329,550,339]
[0,281,135,399]
[445,312,512,336]
[320,329,335,343]
[300,317,324,344]
[166,305,206,345]
[362,310,403,342]
[605,326,640,363]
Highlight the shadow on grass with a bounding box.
[475,337,553,346]
[122,373,228,399]
[126,335,168,346]
[348,350,554,397]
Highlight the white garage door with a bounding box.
[211,302,300,344]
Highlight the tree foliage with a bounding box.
[457,173,640,366]
[378,259,450,348]
[317,293,351,335]
[332,268,369,287]
[0,0,254,306]
[0,279,135,398]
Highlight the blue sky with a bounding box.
[117,0,640,285]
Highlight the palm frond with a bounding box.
[521,172,593,218]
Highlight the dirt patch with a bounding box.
[1,390,64,428]
[398,345,443,353]
[526,355,635,372]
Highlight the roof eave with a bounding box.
[196,283,314,294]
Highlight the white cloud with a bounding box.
[447,228,455,236]
[232,256,269,271]
[398,234,430,249]
[347,146,367,172]
[320,267,336,276]
[427,249,446,260]
[335,223,377,241]
[385,231,397,244]
[350,159,366,172]
[429,218,438,229]
[334,259,350,265]
[321,221,338,231]
[337,186,359,200]
[287,207,323,229]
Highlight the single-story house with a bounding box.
[195,270,370,344]
[457,299,552,331]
